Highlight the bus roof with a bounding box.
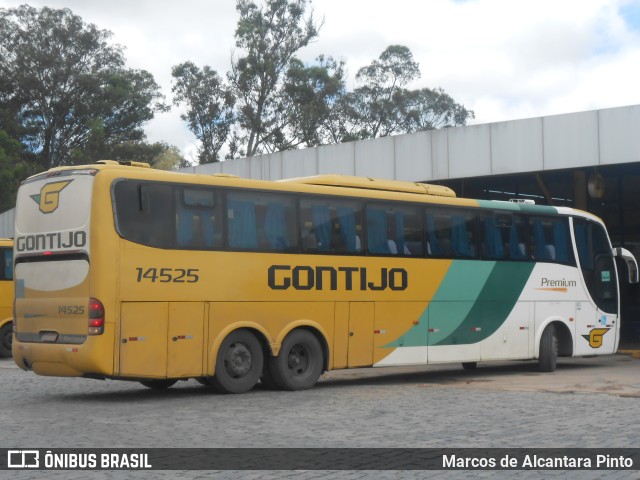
[25,161,604,223]
[280,175,456,198]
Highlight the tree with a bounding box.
[73,140,188,169]
[278,55,345,149]
[0,5,167,170]
[149,144,190,170]
[229,0,322,157]
[345,45,421,140]
[335,45,474,141]
[171,62,235,164]
[403,87,475,132]
[0,130,35,211]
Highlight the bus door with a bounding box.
[573,219,619,355]
[347,302,374,367]
[119,302,205,378]
[334,302,374,367]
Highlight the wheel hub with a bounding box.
[287,346,308,373]
[226,343,251,377]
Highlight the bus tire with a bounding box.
[462,362,477,370]
[538,324,558,372]
[140,379,177,390]
[211,330,263,394]
[270,329,323,391]
[0,322,12,358]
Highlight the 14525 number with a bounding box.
[135,267,199,283]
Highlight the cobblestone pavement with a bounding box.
[1,355,639,480]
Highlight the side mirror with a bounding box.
[613,247,639,284]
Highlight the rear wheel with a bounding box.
[538,324,558,372]
[140,379,177,390]
[0,322,12,358]
[211,330,263,394]
[269,329,323,391]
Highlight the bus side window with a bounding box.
[451,215,477,258]
[300,198,362,255]
[425,212,443,256]
[366,207,389,254]
[227,194,258,249]
[508,215,527,260]
[481,214,507,260]
[529,217,573,264]
[398,207,424,256]
[366,204,422,256]
[300,201,327,253]
[261,195,297,252]
[176,187,219,249]
[427,209,478,259]
[335,205,361,253]
[226,191,298,252]
[113,181,174,248]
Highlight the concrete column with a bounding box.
[573,170,587,210]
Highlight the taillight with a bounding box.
[88,297,105,335]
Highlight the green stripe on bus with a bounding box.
[385,261,534,348]
[432,262,534,346]
[385,260,495,348]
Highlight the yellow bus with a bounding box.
[12,161,639,393]
[0,238,14,358]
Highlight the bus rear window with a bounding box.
[113,181,175,249]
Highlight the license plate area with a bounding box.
[40,331,59,343]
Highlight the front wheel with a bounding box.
[0,322,12,358]
[211,330,263,394]
[269,329,323,391]
[538,324,558,372]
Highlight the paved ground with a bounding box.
[1,353,639,479]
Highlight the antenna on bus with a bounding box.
[509,199,535,205]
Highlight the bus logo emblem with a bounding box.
[30,180,73,214]
[582,328,610,348]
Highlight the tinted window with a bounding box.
[480,213,511,260]
[299,198,363,254]
[507,215,528,260]
[176,188,223,249]
[227,191,297,252]
[529,216,574,265]
[366,204,423,256]
[425,208,478,259]
[574,219,617,313]
[114,181,175,248]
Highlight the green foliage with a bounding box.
[279,55,345,148]
[0,130,36,211]
[403,88,475,132]
[0,1,477,187]
[151,145,190,171]
[71,140,188,170]
[0,5,167,170]
[171,62,235,164]
[173,3,474,158]
[335,45,474,141]
[229,0,322,156]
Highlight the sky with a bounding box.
[2,0,640,163]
